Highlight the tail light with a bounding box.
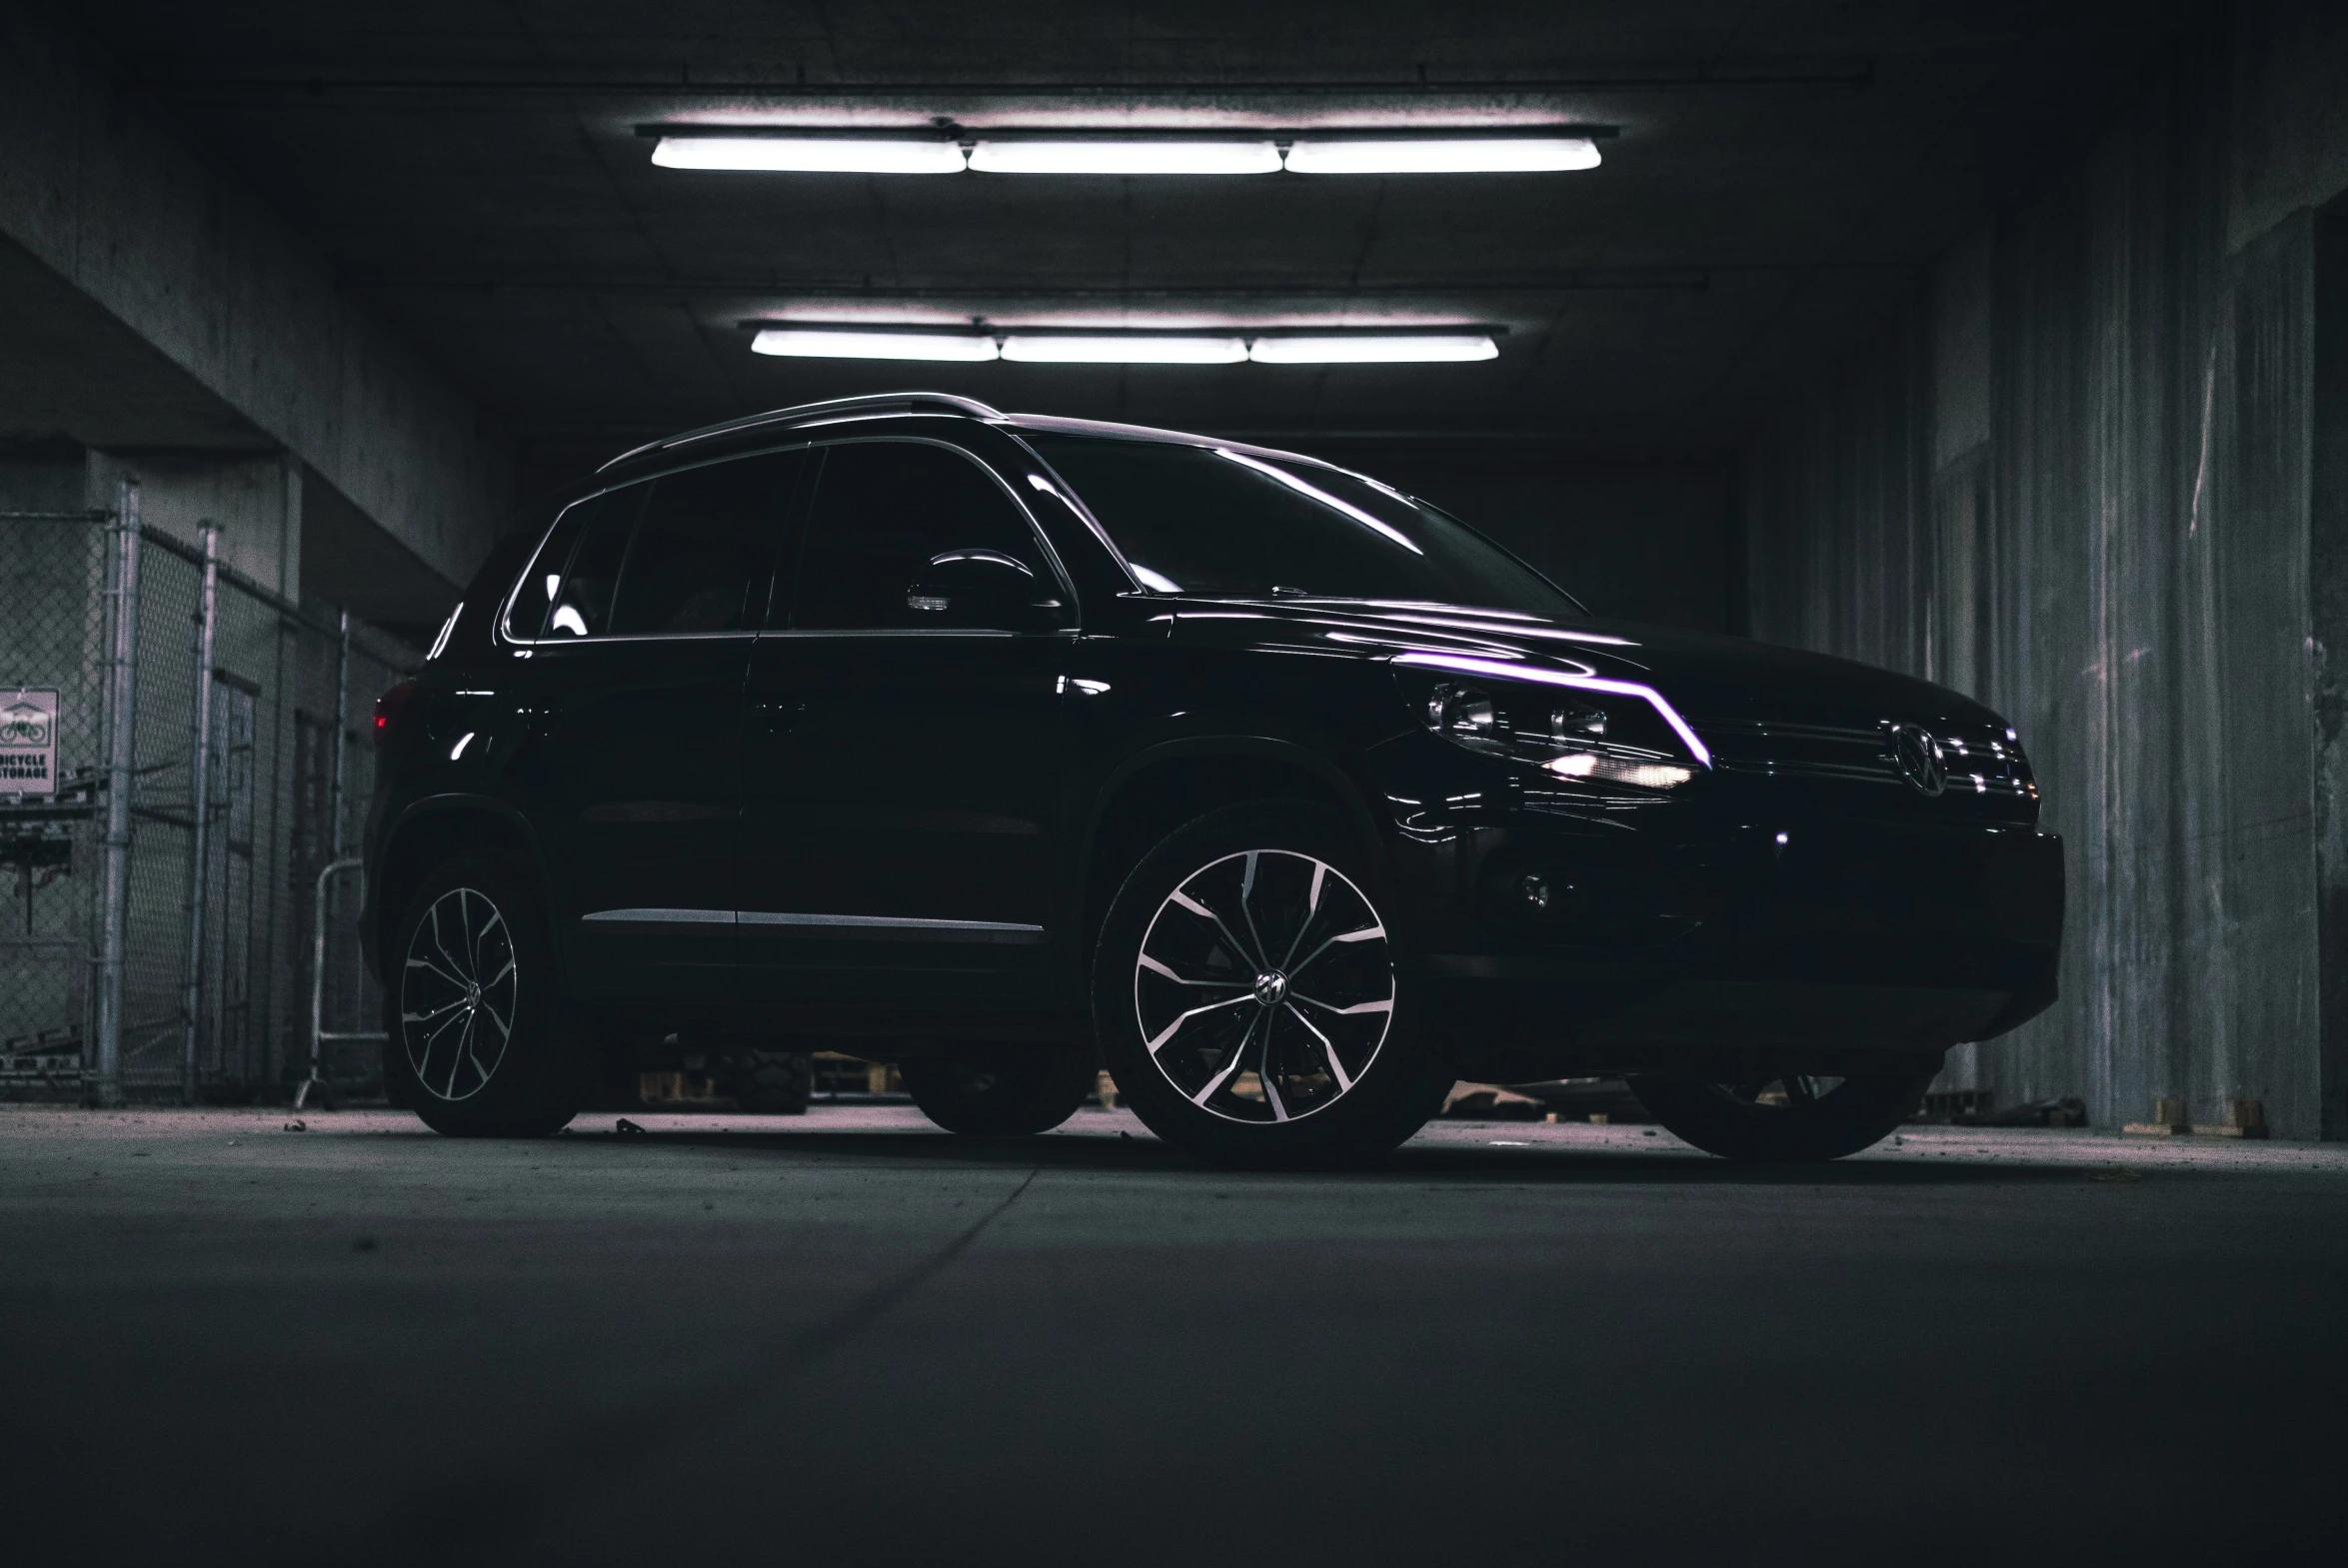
[374,680,416,752]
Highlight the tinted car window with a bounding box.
[511,491,605,639]
[1024,433,1578,614]
[542,482,646,638]
[792,442,1048,631]
[607,451,803,636]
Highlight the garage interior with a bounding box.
[6,1,2348,1559]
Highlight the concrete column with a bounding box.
[2311,193,2348,1139]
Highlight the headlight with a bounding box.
[1400,654,1708,792]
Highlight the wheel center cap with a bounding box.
[1252,970,1288,1007]
[465,981,482,1006]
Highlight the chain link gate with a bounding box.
[293,614,409,1105]
[0,478,421,1104]
[0,504,109,1098]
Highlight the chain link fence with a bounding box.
[0,481,421,1104]
[0,505,109,1097]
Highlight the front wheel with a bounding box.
[383,851,580,1137]
[1094,802,1450,1168]
[1629,1070,1932,1162]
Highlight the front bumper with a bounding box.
[1386,793,2063,1075]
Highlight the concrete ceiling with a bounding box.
[80,2,2201,490]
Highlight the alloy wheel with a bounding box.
[399,885,519,1102]
[1134,848,1394,1125]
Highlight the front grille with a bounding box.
[1697,717,2037,802]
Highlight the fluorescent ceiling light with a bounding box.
[1002,334,1247,364]
[745,323,1502,367]
[1248,335,1498,364]
[1283,137,1600,175]
[652,136,966,174]
[969,139,1282,176]
[751,328,999,362]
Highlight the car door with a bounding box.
[738,437,1072,1013]
[505,448,804,1002]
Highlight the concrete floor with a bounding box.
[5,1105,2344,1565]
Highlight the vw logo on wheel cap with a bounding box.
[1890,724,1946,796]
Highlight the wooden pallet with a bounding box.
[2124,1097,2267,1138]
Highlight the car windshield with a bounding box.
[1023,432,1583,615]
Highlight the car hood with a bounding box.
[1163,598,2008,733]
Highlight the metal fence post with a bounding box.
[331,608,349,863]
[90,479,142,1106]
[177,522,220,1103]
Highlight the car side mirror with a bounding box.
[905,549,1065,631]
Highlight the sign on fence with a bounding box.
[0,689,58,798]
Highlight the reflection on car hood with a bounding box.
[1163,597,2006,731]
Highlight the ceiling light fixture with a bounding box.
[751,327,998,361]
[1248,334,1498,363]
[1003,334,1249,364]
[968,139,1283,176]
[650,135,966,174]
[645,125,1606,176]
[1283,136,1600,174]
[745,323,1505,364]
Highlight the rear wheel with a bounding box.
[1095,802,1449,1168]
[384,851,580,1137]
[901,1048,1097,1135]
[1629,1070,1931,1162]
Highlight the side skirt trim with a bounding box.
[740,911,1046,945]
[583,908,1047,944]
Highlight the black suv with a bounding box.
[364,392,2062,1164]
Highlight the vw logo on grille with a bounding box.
[1890,724,1946,796]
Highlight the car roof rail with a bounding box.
[599,392,1005,472]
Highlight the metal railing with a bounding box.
[296,857,382,1110]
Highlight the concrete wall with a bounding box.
[0,4,511,609]
[1742,0,2348,1138]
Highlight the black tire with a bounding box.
[1629,1069,1932,1162]
[901,1048,1098,1135]
[727,1049,813,1114]
[382,851,580,1137]
[1094,802,1449,1168]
